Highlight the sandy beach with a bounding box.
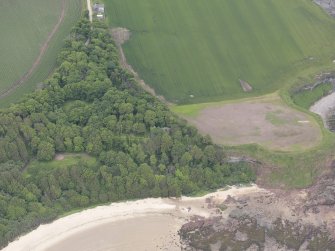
[2,185,263,251]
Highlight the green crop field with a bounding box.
[106,0,335,104]
[0,0,83,107]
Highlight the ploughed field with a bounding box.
[106,0,335,104]
[0,0,82,106]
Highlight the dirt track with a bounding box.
[0,0,66,99]
[111,27,172,105]
[86,0,92,22]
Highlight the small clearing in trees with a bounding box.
[54,154,65,161]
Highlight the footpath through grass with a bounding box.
[0,0,83,107]
[0,0,61,92]
[105,0,335,104]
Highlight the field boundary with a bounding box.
[0,0,66,99]
[111,27,172,106]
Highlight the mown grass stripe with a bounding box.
[106,0,335,104]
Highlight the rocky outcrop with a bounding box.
[179,173,335,250]
[180,216,222,236]
[314,0,335,17]
[180,214,335,251]
[305,174,335,210]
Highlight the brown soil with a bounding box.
[111,27,172,106]
[186,99,321,151]
[0,0,66,99]
[54,154,65,161]
[111,27,131,46]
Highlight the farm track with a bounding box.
[111,27,172,106]
[87,0,92,22]
[0,0,66,99]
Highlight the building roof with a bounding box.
[93,3,105,13]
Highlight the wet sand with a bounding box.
[2,185,263,251]
[46,215,181,251]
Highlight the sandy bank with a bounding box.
[310,92,335,128]
[2,185,263,251]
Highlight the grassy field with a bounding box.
[105,0,335,104]
[0,0,83,107]
[173,93,322,151]
[172,92,335,188]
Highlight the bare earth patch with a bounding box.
[54,154,65,161]
[186,99,321,150]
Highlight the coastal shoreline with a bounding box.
[2,185,262,251]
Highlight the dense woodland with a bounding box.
[0,18,255,247]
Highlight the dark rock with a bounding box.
[225,195,236,204]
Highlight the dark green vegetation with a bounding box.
[0,19,254,248]
[291,83,333,109]
[106,0,335,103]
[0,0,82,107]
